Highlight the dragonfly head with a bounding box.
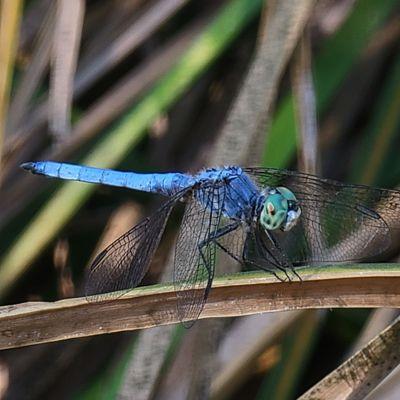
[259,187,301,232]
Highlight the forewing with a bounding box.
[244,167,398,264]
[174,184,225,326]
[85,192,185,302]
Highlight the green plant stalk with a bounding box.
[264,0,398,168]
[0,0,263,297]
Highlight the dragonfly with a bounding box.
[21,161,400,325]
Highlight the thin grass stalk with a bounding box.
[292,30,319,175]
[210,0,316,167]
[3,0,189,159]
[49,0,85,142]
[353,52,400,186]
[6,2,56,135]
[319,14,400,153]
[74,0,189,96]
[255,310,322,400]
[0,0,23,167]
[348,308,398,357]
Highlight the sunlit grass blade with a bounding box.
[0,0,23,166]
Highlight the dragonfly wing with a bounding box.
[244,167,397,264]
[85,190,186,302]
[174,184,226,327]
[215,221,246,263]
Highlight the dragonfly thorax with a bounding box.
[259,187,301,232]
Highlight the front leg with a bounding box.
[242,245,287,282]
[242,230,293,282]
[263,230,302,282]
[198,221,242,263]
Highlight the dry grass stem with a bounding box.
[300,314,400,400]
[0,265,399,351]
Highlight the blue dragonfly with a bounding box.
[21,161,400,324]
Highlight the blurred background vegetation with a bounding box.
[0,0,400,399]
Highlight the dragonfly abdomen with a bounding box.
[21,161,194,196]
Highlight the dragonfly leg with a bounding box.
[197,221,241,252]
[243,258,285,282]
[254,231,292,282]
[210,221,243,263]
[263,230,302,282]
[197,243,214,299]
[207,221,241,241]
[214,241,243,264]
[196,221,242,294]
[242,235,288,282]
[291,267,302,282]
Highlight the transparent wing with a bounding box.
[174,184,226,327]
[243,167,399,264]
[85,190,187,302]
[215,221,246,263]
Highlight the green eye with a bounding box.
[277,187,297,201]
[259,187,300,231]
[260,195,287,230]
